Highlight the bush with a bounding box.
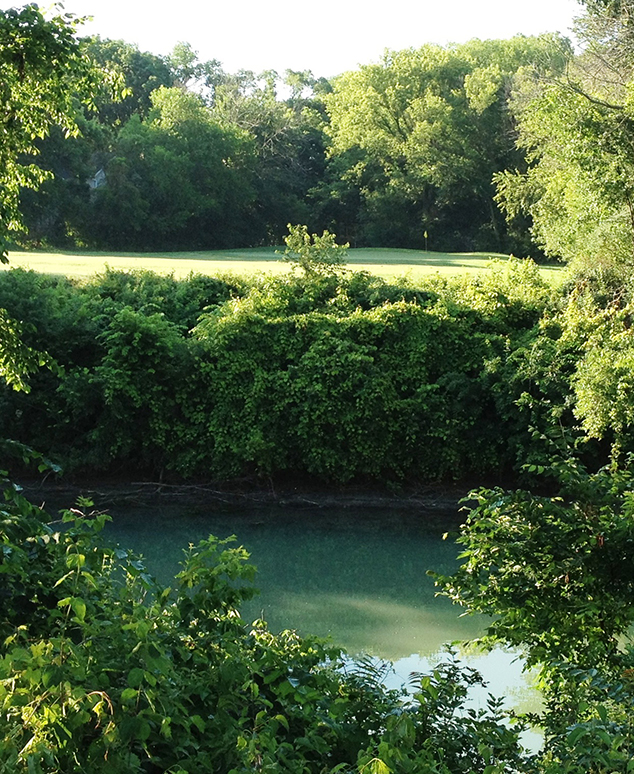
[0,261,590,483]
[437,459,634,771]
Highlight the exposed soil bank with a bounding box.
[19,474,483,526]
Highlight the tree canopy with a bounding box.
[0,4,105,260]
[321,36,570,252]
[495,0,634,287]
[0,6,580,257]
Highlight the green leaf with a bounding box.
[66,553,86,569]
[128,667,144,688]
[137,720,151,741]
[70,597,86,622]
[53,571,74,588]
[567,726,587,745]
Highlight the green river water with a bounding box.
[104,501,541,724]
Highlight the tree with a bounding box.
[86,86,257,250]
[14,36,177,250]
[0,4,103,393]
[495,0,634,285]
[281,223,348,275]
[0,4,103,260]
[168,41,224,103]
[213,69,329,242]
[85,36,174,125]
[322,36,569,252]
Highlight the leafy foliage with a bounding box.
[0,309,49,393]
[439,461,634,669]
[9,256,634,487]
[571,302,634,459]
[437,458,634,771]
[0,4,104,260]
[322,36,567,252]
[281,223,349,275]
[86,36,175,125]
[494,0,634,289]
[5,18,562,255]
[86,87,257,251]
[0,260,566,481]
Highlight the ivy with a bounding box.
[0,260,575,483]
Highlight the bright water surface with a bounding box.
[104,503,540,719]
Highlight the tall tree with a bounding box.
[322,36,569,252]
[85,37,174,125]
[0,4,103,260]
[168,41,224,104]
[17,37,178,249]
[87,86,257,250]
[213,69,329,242]
[495,0,634,286]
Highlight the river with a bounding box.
[103,500,540,722]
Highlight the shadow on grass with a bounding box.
[347,249,510,267]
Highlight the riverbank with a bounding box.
[20,474,477,524]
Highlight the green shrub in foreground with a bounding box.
[437,458,634,773]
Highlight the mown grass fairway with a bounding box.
[4,246,563,281]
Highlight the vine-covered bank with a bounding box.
[0,258,611,485]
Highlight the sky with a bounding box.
[12,0,581,78]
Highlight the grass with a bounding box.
[3,246,563,281]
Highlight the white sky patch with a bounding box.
[6,0,580,77]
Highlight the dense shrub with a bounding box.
[83,268,252,330]
[192,297,509,480]
[0,269,102,367]
[438,459,634,772]
[2,261,608,483]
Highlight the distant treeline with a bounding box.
[17,35,569,256]
[1,261,630,484]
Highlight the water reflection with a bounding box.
[105,503,478,657]
[246,589,483,660]
[104,502,539,723]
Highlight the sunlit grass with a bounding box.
[4,246,563,281]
